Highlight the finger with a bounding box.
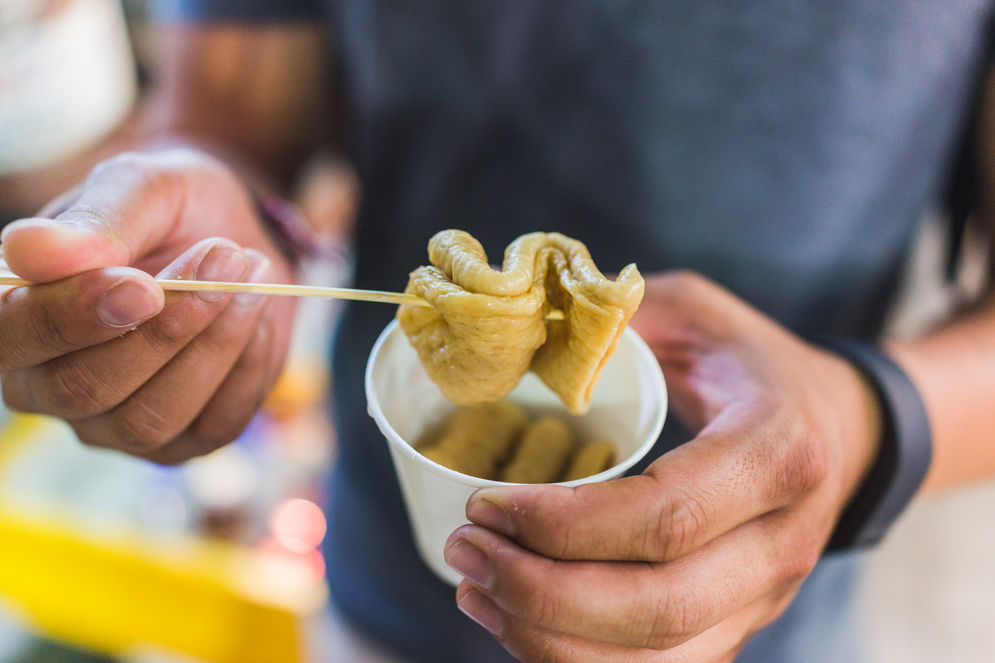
[1,218,122,283]
[0,267,164,373]
[445,512,808,651]
[2,238,250,420]
[455,582,756,663]
[0,152,185,282]
[466,406,824,562]
[144,317,271,464]
[70,250,272,455]
[144,281,280,464]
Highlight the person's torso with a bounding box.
[320,3,993,661]
[327,0,991,333]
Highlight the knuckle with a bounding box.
[140,313,193,352]
[642,588,701,649]
[659,491,712,559]
[61,203,114,230]
[111,399,177,452]
[27,304,76,357]
[89,151,183,204]
[548,518,575,560]
[74,153,184,260]
[785,425,830,495]
[530,489,578,559]
[518,576,563,628]
[40,362,109,418]
[141,161,184,199]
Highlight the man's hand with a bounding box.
[444,272,882,662]
[0,148,296,463]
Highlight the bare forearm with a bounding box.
[0,23,328,213]
[141,23,330,188]
[889,296,995,493]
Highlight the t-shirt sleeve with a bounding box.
[154,0,321,22]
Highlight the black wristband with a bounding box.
[820,339,932,551]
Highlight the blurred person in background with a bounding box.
[0,0,137,221]
[3,2,995,662]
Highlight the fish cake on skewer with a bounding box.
[398,230,644,413]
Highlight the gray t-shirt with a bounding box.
[165,2,993,661]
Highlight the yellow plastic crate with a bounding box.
[0,415,324,663]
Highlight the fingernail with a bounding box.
[234,250,272,309]
[467,494,515,537]
[444,538,494,589]
[98,279,162,328]
[195,243,249,302]
[457,588,503,635]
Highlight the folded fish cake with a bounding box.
[399,232,547,405]
[530,234,644,413]
[398,230,644,413]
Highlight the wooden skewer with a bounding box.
[0,276,566,320]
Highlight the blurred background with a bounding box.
[0,1,993,662]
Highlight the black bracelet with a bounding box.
[821,339,932,552]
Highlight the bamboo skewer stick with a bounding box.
[0,276,566,320]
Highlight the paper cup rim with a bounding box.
[365,318,667,488]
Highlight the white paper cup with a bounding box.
[365,319,667,585]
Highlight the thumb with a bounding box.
[0,217,132,283]
[1,154,182,283]
[465,416,799,564]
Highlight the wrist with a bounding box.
[828,353,884,507]
[819,339,933,552]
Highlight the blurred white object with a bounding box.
[0,0,136,174]
[186,445,259,510]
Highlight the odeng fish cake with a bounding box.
[562,441,615,481]
[500,418,575,484]
[418,402,527,478]
[398,230,643,413]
